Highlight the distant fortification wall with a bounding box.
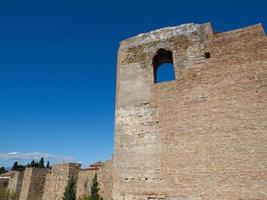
[7,171,24,200]
[113,23,267,199]
[76,160,113,200]
[98,160,113,200]
[19,168,48,200]
[4,161,112,200]
[76,169,96,198]
[42,163,80,200]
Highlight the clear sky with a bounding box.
[0,0,266,167]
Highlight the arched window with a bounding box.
[153,49,175,83]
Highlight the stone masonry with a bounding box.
[98,160,113,200]
[19,167,48,200]
[4,161,112,200]
[7,171,24,200]
[42,163,81,200]
[2,22,266,200]
[113,23,267,199]
[76,169,96,198]
[76,160,113,200]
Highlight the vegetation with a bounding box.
[10,158,51,172]
[38,157,45,168]
[77,195,90,200]
[62,176,76,200]
[77,173,103,200]
[0,167,7,175]
[46,161,51,169]
[0,188,15,200]
[11,161,25,172]
[89,173,103,200]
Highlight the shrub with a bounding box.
[62,176,76,200]
[0,188,16,200]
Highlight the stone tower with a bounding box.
[113,23,267,199]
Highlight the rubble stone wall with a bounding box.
[0,178,9,189]
[7,171,24,200]
[76,169,96,198]
[42,163,80,200]
[113,23,267,200]
[76,160,113,200]
[19,168,48,200]
[98,160,113,200]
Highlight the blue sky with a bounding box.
[0,0,266,167]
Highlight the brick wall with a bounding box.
[113,23,267,200]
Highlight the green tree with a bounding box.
[46,161,50,169]
[34,161,39,168]
[62,176,76,200]
[11,162,18,171]
[89,173,103,200]
[0,167,7,175]
[30,160,35,167]
[38,158,45,168]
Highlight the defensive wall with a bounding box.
[3,161,112,200]
[113,22,267,199]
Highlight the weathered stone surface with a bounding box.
[7,171,24,200]
[4,22,266,200]
[76,169,96,198]
[42,163,80,200]
[98,160,113,200]
[76,160,113,200]
[19,168,48,200]
[113,23,267,199]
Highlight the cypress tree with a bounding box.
[0,167,7,175]
[89,173,103,200]
[38,157,45,168]
[11,161,18,171]
[34,161,39,168]
[62,176,76,200]
[30,160,35,167]
[46,161,50,169]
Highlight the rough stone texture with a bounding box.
[76,169,96,198]
[76,160,113,200]
[7,171,24,200]
[42,163,80,200]
[113,23,267,200]
[19,168,48,200]
[0,179,9,189]
[98,160,113,200]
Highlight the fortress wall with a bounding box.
[19,168,48,200]
[76,169,96,198]
[113,23,267,200]
[42,163,80,200]
[0,178,9,189]
[76,160,113,200]
[98,160,113,200]
[154,24,267,200]
[7,171,24,200]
